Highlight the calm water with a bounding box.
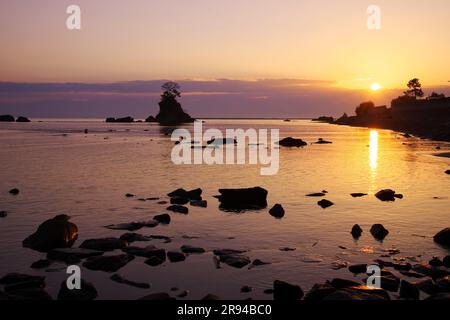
[0,119,449,300]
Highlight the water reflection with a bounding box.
[369,130,379,171]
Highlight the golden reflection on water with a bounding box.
[369,130,379,171]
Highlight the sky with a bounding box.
[1,0,449,117]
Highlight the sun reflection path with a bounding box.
[369,130,379,171]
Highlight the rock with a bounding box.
[177,290,189,298]
[425,293,450,300]
[306,193,326,197]
[202,294,220,300]
[57,279,97,300]
[277,137,307,148]
[30,259,51,269]
[213,249,246,256]
[0,114,15,122]
[207,138,238,146]
[328,278,361,289]
[0,273,45,288]
[0,211,7,218]
[251,259,270,267]
[156,89,195,125]
[145,116,157,123]
[123,245,166,260]
[399,270,426,279]
[394,194,404,199]
[269,204,285,218]
[23,215,78,252]
[314,138,332,144]
[153,214,171,224]
[351,193,368,198]
[219,254,251,268]
[82,254,134,272]
[393,262,412,271]
[110,274,150,289]
[413,279,441,295]
[148,235,172,243]
[446,170,450,175]
[434,228,450,247]
[348,264,367,274]
[104,222,147,231]
[304,283,337,301]
[80,238,128,251]
[371,274,400,292]
[9,188,20,195]
[443,256,450,268]
[324,286,389,300]
[119,233,151,243]
[317,199,334,209]
[399,280,419,300]
[436,276,450,291]
[168,188,202,200]
[16,116,30,123]
[167,251,186,262]
[273,280,304,300]
[166,205,188,214]
[351,224,363,238]
[4,288,52,300]
[370,224,389,240]
[125,193,135,198]
[180,245,205,254]
[375,189,396,201]
[145,256,165,266]
[105,117,134,123]
[429,257,444,267]
[241,286,252,293]
[279,247,296,252]
[170,197,189,205]
[47,247,103,263]
[190,200,207,207]
[139,292,173,300]
[216,187,268,210]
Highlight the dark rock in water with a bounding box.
[177,290,189,298]
[105,222,148,231]
[213,249,246,256]
[0,211,7,218]
[168,188,202,200]
[47,247,103,263]
[400,280,419,300]
[139,292,173,300]
[412,264,434,276]
[9,188,20,195]
[434,228,450,247]
[351,193,368,198]
[0,273,45,288]
[216,186,268,210]
[149,235,172,243]
[16,116,30,123]
[190,199,207,207]
[443,255,450,268]
[306,192,326,197]
[324,286,390,301]
[167,251,186,262]
[207,138,237,145]
[279,247,296,252]
[436,276,450,291]
[348,264,367,274]
[125,193,135,198]
[153,214,171,224]
[273,280,304,300]
[145,256,165,267]
[277,137,307,148]
[218,254,251,269]
[23,215,78,252]
[202,294,220,300]
[106,117,116,123]
[166,205,188,214]
[425,293,450,301]
[124,245,166,260]
[394,194,404,199]
[110,274,150,289]
[4,287,52,300]
[30,259,51,269]
[251,259,271,267]
[269,204,285,218]
[317,199,334,209]
[429,257,444,267]
[413,279,441,295]
[370,224,389,240]
[170,197,189,205]
[304,283,337,301]
[145,116,157,123]
[446,170,450,175]
[83,254,134,272]
[0,114,15,122]
[399,270,426,279]
[57,279,97,300]
[241,286,252,293]
[351,224,363,238]
[181,245,205,254]
[375,189,396,201]
[106,117,134,123]
[368,274,400,292]
[119,233,151,243]
[156,93,195,125]
[393,262,412,271]
[328,278,361,289]
[80,238,128,252]
[314,138,332,144]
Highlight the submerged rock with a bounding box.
[216,186,268,210]
[167,251,186,262]
[138,292,174,300]
[153,214,171,224]
[166,205,188,214]
[190,200,207,207]
[306,192,326,197]
[105,222,147,231]
[57,279,97,300]
[429,257,444,267]
[218,254,251,268]
[123,245,166,260]
[30,259,51,269]
[9,188,20,195]
[269,204,285,218]
[351,224,363,238]
[180,245,205,254]
[273,280,304,300]
[119,233,151,243]
[434,228,450,247]
[370,224,389,240]
[328,278,361,289]
[375,189,396,201]
[348,264,367,274]
[23,215,78,252]
[47,247,103,263]
[314,138,332,144]
[80,238,128,252]
[145,256,165,267]
[202,294,220,300]
[16,116,30,123]
[241,286,253,293]
[82,254,134,272]
[0,211,7,218]
[351,193,368,198]
[277,137,307,148]
[110,274,150,289]
[317,199,334,209]
[400,280,419,300]
[0,273,45,288]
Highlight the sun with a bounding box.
[370,82,382,91]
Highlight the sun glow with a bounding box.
[369,130,379,170]
[370,82,382,91]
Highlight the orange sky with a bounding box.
[1,0,450,90]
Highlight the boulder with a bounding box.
[370,224,389,240]
[446,170,450,175]
[216,186,268,210]
[166,205,188,214]
[317,199,334,209]
[273,280,304,300]
[277,137,307,148]
[269,204,285,218]
[156,97,195,125]
[57,279,97,300]
[348,264,367,274]
[80,237,128,252]
[170,197,189,205]
[23,215,78,252]
[153,214,171,224]
[167,251,186,262]
[167,188,202,200]
[375,189,396,201]
[16,116,30,123]
[82,254,134,272]
[434,228,450,247]
[429,257,443,267]
[0,115,15,122]
[351,224,363,238]
[110,274,150,289]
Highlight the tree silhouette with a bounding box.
[161,81,181,101]
[404,78,424,99]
